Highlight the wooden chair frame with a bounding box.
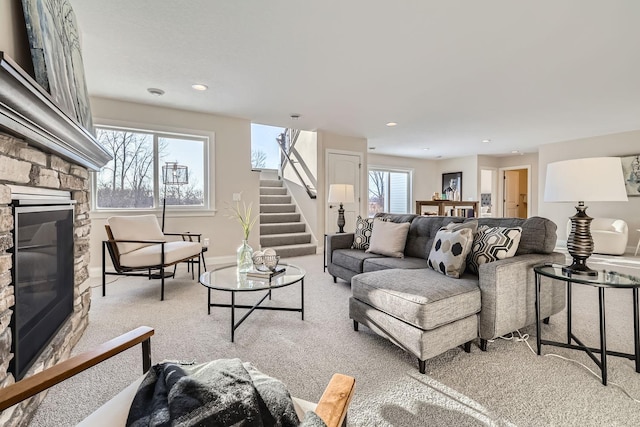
[0,327,355,427]
[102,225,203,300]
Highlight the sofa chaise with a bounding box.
[327,214,565,372]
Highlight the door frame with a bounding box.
[324,149,363,234]
[498,164,531,218]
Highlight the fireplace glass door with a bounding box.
[11,204,74,380]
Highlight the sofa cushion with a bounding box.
[366,219,410,258]
[331,249,385,273]
[351,269,481,330]
[363,256,426,272]
[405,216,463,259]
[466,226,522,274]
[426,228,474,278]
[351,216,376,250]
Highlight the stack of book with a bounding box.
[246,267,286,281]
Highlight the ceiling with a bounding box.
[70,0,640,159]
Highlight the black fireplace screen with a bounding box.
[10,204,74,380]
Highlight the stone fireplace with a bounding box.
[0,52,110,425]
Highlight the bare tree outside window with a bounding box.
[251,149,268,169]
[368,170,386,216]
[96,129,155,208]
[95,128,206,209]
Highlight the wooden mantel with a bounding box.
[0,52,111,171]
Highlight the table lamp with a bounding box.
[544,157,627,276]
[328,184,355,233]
[161,161,189,231]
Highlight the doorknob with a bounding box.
[329,205,335,209]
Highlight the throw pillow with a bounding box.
[366,219,410,258]
[427,228,474,278]
[467,225,523,274]
[445,219,479,234]
[352,216,375,250]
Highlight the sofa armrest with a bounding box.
[326,233,355,253]
[477,252,565,340]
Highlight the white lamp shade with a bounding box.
[544,157,628,202]
[328,184,355,203]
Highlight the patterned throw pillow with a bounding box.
[466,226,523,274]
[352,216,375,249]
[427,228,474,278]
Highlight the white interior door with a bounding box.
[326,151,361,233]
[504,170,520,217]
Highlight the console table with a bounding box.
[415,200,478,217]
[533,263,640,385]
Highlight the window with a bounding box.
[94,126,207,210]
[251,123,284,169]
[368,168,411,217]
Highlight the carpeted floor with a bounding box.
[31,252,640,426]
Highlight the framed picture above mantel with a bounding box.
[621,154,640,197]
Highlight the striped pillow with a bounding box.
[467,226,522,274]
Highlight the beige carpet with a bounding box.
[31,252,640,426]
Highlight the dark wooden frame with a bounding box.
[442,171,463,197]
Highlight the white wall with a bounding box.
[538,130,640,248]
[88,97,260,268]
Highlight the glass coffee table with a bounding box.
[199,263,305,342]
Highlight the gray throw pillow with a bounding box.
[445,219,478,234]
[366,219,410,258]
[467,225,523,274]
[427,228,474,278]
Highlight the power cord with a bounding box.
[90,276,122,288]
[508,329,640,404]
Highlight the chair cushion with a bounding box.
[108,215,165,255]
[120,241,202,268]
[352,269,481,330]
[366,219,410,258]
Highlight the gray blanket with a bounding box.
[126,359,326,427]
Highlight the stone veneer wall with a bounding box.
[0,131,92,426]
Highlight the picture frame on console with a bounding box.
[442,172,462,200]
[620,154,640,196]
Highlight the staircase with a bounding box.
[259,179,317,258]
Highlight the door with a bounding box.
[326,151,361,233]
[504,170,520,217]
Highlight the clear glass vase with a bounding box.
[237,240,254,273]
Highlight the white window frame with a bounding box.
[91,123,214,219]
[367,165,413,216]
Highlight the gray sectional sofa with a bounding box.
[326,213,566,373]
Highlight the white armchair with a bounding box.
[103,215,203,300]
[566,218,629,255]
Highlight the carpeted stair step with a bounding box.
[260,195,291,204]
[261,232,312,247]
[271,243,317,258]
[260,212,301,223]
[260,203,296,213]
[260,187,288,195]
[260,222,307,235]
[260,179,283,188]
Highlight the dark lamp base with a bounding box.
[562,262,598,277]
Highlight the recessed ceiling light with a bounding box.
[191,84,208,91]
[369,147,376,150]
[511,150,519,154]
[423,148,430,151]
[290,114,301,120]
[386,122,397,127]
[482,139,491,143]
[147,88,165,96]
